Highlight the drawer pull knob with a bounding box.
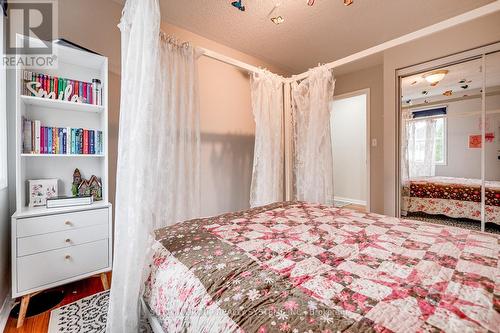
[65,255,71,260]
[65,221,72,226]
[65,238,71,243]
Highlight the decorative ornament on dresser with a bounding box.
[72,168,103,201]
[28,179,58,207]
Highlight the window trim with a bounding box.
[434,116,447,166]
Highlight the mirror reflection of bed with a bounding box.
[399,52,500,232]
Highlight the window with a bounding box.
[412,107,447,166]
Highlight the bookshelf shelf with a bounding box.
[21,153,105,158]
[21,95,104,113]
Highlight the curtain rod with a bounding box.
[197,47,265,75]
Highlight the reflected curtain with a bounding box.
[107,0,200,331]
[405,117,437,179]
[291,66,335,204]
[250,71,283,207]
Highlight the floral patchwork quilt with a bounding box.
[143,202,500,333]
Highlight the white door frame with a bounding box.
[331,88,371,211]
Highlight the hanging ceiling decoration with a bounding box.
[230,1,354,22]
[271,15,285,25]
[231,0,245,11]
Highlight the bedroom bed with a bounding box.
[402,176,500,223]
[141,201,499,332]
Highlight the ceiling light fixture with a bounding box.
[423,70,448,85]
[271,15,285,24]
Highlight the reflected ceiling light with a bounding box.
[423,70,448,84]
[271,16,285,24]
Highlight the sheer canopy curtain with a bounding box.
[291,66,335,204]
[250,71,283,207]
[402,113,437,180]
[107,0,200,331]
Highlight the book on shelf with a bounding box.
[46,195,93,208]
[21,70,102,106]
[22,117,103,155]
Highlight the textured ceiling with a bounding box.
[401,51,500,106]
[158,0,495,74]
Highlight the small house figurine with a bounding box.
[78,175,102,201]
[72,168,82,196]
[72,168,102,201]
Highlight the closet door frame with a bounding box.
[331,88,371,212]
[395,41,500,231]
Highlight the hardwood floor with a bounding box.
[4,273,111,333]
[345,204,366,212]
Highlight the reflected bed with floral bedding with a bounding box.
[143,201,499,332]
[402,176,500,223]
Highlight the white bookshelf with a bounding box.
[10,36,112,328]
[14,36,109,214]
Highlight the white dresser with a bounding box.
[12,204,112,297]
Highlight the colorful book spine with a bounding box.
[34,120,40,154]
[47,127,52,154]
[54,77,58,99]
[40,127,45,154]
[62,128,67,154]
[83,129,88,154]
[75,129,80,154]
[89,130,95,154]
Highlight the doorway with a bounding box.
[330,89,370,211]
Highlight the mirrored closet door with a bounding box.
[398,46,500,232]
[485,51,500,227]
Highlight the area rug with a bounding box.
[48,290,109,332]
[406,212,500,234]
[49,290,152,333]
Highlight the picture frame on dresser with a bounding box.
[10,35,112,328]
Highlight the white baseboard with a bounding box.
[0,292,13,331]
[334,196,367,206]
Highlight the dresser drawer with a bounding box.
[17,208,108,237]
[17,239,109,293]
[17,224,109,257]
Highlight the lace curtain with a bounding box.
[291,66,335,204]
[402,114,437,179]
[250,71,283,207]
[107,0,200,331]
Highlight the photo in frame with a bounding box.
[28,179,58,207]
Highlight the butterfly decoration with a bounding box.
[231,0,245,11]
[443,90,453,96]
[307,0,315,5]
